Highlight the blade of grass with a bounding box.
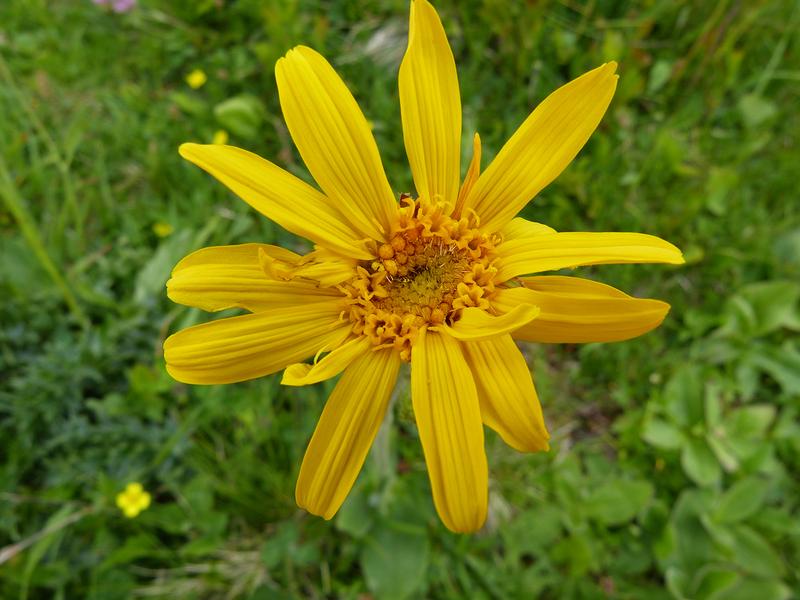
[0,156,87,325]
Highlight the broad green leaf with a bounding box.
[663,366,705,428]
[713,477,768,523]
[726,525,784,578]
[669,490,721,572]
[706,434,740,473]
[738,94,778,128]
[500,504,562,562]
[692,567,739,600]
[665,567,689,600]
[585,479,653,526]
[214,95,266,139]
[720,281,800,338]
[642,417,685,450]
[336,482,375,539]
[708,577,792,600]
[724,405,775,440]
[749,343,800,394]
[682,438,721,486]
[361,521,429,600]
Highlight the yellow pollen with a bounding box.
[341,197,500,361]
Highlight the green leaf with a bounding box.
[726,525,784,578]
[669,490,722,572]
[214,94,266,139]
[705,167,738,216]
[692,567,739,600]
[714,477,768,523]
[500,504,562,562]
[642,418,685,450]
[336,482,375,539]
[721,281,800,338]
[663,366,705,428]
[361,521,429,600]
[724,405,775,440]
[708,577,792,600]
[749,343,800,394]
[681,438,721,486]
[706,434,740,473]
[260,522,299,569]
[585,479,653,526]
[738,94,778,128]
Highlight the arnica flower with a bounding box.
[164,0,683,532]
[116,482,151,518]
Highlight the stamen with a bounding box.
[341,197,499,361]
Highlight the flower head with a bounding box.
[116,482,151,518]
[185,69,207,90]
[164,0,683,532]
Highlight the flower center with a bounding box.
[342,197,499,361]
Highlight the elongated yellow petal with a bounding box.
[461,335,549,452]
[179,144,371,259]
[411,329,487,532]
[454,132,480,217]
[282,336,371,386]
[496,232,685,282]
[440,304,539,341]
[163,303,349,384]
[292,249,358,287]
[493,277,671,343]
[500,217,556,240]
[400,0,461,206]
[296,348,400,519]
[463,63,619,233]
[167,244,340,313]
[276,46,396,239]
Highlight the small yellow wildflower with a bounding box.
[164,0,683,532]
[116,482,151,518]
[185,69,207,89]
[212,129,229,145]
[152,221,174,238]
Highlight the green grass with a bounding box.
[1,0,799,598]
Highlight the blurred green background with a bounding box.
[1,0,799,598]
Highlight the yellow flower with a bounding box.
[212,129,229,145]
[116,482,151,518]
[164,0,683,533]
[186,69,207,89]
[152,221,174,238]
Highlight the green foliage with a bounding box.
[1,0,799,598]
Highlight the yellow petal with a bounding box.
[461,335,549,453]
[454,132,480,217]
[496,232,685,282]
[292,249,358,287]
[500,216,556,240]
[167,244,340,313]
[179,144,371,259]
[276,46,396,239]
[282,336,371,386]
[399,0,461,206]
[411,329,487,533]
[163,303,349,384]
[463,63,619,233]
[296,348,400,519]
[440,304,540,342]
[493,276,672,343]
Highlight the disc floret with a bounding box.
[342,197,500,360]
